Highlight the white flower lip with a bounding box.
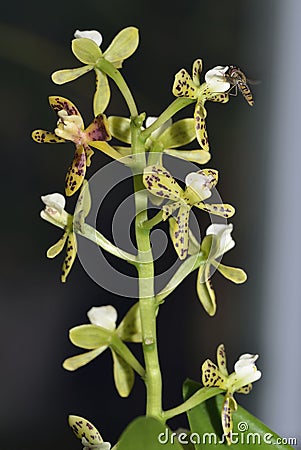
[41,193,66,215]
[87,305,117,331]
[74,29,103,47]
[185,171,213,200]
[205,65,231,93]
[206,223,235,256]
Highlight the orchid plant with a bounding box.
[33,27,293,449]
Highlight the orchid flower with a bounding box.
[69,415,111,450]
[172,59,230,151]
[52,27,139,115]
[41,182,91,282]
[143,165,235,260]
[32,96,113,196]
[202,344,261,444]
[63,303,143,398]
[196,224,247,316]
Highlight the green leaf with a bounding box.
[51,65,93,84]
[117,417,183,450]
[183,379,294,449]
[72,38,102,64]
[69,324,113,349]
[117,302,142,342]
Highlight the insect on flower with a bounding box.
[224,65,255,106]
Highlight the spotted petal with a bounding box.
[85,114,111,142]
[217,344,228,377]
[172,69,197,99]
[31,129,66,144]
[94,68,111,115]
[195,202,235,218]
[170,205,190,260]
[194,100,209,150]
[192,59,203,86]
[61,232,77,282]
[197,263,216,316]
[222,393,235,444]
[49,96,82,119]
[69,415,104,445]
[65,145,86,196]
[143,165,183,202]
[201,359,228,389]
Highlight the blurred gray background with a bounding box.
[1,0,300,448]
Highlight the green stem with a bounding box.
[131,120,163,419]
[141,98,194,139]
[139,210,163,230]
[163,387,223,421]
[97,58,138,117]
[78,223,137,265]
[111,335,145,378]
[156,253,204,304]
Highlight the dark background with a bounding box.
[1,0,300,448]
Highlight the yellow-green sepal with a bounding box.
[116,302,142,342]
[89,140,129,161]
[72,38,102,64]
[74,180,91,233]
[197,263,216,316]
[63,346,107,371]
[158,118,196,148]
[164,149,211,164]
[108,116,131,143]
[69,324,113,349]
[111,349,135,397]
[103,27,139,68]
[93,67,110,115]
[51,65,93,84]
[214,261,247,284]
[47,232,67,258]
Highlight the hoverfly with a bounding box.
[224,65,255,106]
